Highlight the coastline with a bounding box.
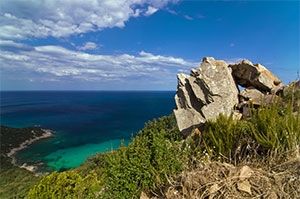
[6,129,54,172]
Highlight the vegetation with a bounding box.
[0,159,41,199]
[27,171,102,199]
[0,126,49,199]
[101,116,183,199]
[201,103,300,163]
[0,126,46,154]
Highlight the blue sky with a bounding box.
[0,0,299,90]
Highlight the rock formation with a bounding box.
[229,60,282,93]
[174,57,284,136]
[174,57,239,135]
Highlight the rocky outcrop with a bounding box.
[174,57,284,136]
[174,57,239,134]
[229,60,282,93]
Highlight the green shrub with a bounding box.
[27,170,101,199]
[200,102,300,162]
[201,115,250,161]
[249,104,300,155]
[101,115,184,199]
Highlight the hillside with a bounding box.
[0,126,53,198]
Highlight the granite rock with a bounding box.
[174,57,239,135]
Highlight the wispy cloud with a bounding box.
[183,15,193,20]
[167,8,204,21]
[144,6,159,16]
[0,0,178,40]
[77,42,99,51]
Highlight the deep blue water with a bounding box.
[0,91,175,171]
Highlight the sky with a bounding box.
[0,0,299,91]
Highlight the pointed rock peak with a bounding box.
[177,73,188,85]
[202,57,216,63]
[240,59,253,65]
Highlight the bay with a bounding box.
[0,91,175,171]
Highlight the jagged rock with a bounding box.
[239,87,265,105]
[241,105,251,118]
[229,60,282,93]
[262,94,281,105]
[239,93,281,118]
[174,74,206,135]
[174,57,239,134]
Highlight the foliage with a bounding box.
[201,115,252,161]
[0,126,46,154]
[101,115,184,199]
[281,81,300,111]
[0,158,40,199]
[249,104,300,154]
[201,103,300,162]
[27,170,102,199]
[0,126,48,199]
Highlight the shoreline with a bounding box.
[6,129,54,172]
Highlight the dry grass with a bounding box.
[146,157,300,199]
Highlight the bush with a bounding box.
[101,115,184,199]
[200,102,300,162]
[27,170,102,199]
[249,104,300,155]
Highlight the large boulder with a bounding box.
[174,57,239,135]
[229,60,282,93]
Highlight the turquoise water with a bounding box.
[0,91,175,171]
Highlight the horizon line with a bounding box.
[0,90,176,92]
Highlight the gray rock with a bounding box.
[174,57,239,135]
[229,60,282,93]
[239,87,265,105]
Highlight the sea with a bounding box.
[0,91,175,171]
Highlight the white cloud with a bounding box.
[0,40,196,83]
[0,0,178,40]
[77,42,98,51]
[145,6,159,16]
